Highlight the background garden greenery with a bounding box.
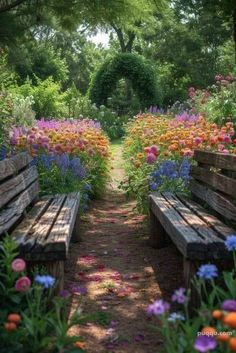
[0,0,235,144]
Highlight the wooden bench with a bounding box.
[149,150,236,288]
[0,152,81,291]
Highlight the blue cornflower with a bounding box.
[35,275,55,288]
[70,158,86,179]
[197,264,218,280]
[150,182,158,191]
[225,235,236,251]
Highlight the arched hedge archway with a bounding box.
[89,53,158,110]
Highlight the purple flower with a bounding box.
[197,264,218,280]
[147,299,170,316]
[222,299,236,312]
[225,235,236,251]
[194,335,217,352]
[171,288,187,304]
[146,153,157,164]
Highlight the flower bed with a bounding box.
[123,112,236,212]
[9,118,110,208]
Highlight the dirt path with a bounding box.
[66,142,182,353]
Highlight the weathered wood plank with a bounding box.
[189,179,236,221]
[28,195,66,252]
[0,152,33,182]
[148,207,169,249]
[0,180,39,235]
[150,192,207,259]
[177,194,235,240]
[0,166,38,209]
[44,192,80,256]
[12,197,52,249]
[194,150,236,171]
[191,165,236,197]
[163,192,227,259]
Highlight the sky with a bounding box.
[90,30,110,48]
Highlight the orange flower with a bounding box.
[7,313,21,323]
[4,322,17,331]
[218,332,231,342]
[212,310,222,320]
[229,337,236,351]
[74,341,86,350]
[201,326,217,335]
[224,313,236,328]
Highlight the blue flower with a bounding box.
[225,235,236,251]
[150,182,158,191]
[197,264,218,280]
[35,275,55,288]
[168,312,185,322]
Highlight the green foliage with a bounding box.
[15,77,66,118]
[74,96,128,140]
[191,79,236,127]
[89,53,158,110]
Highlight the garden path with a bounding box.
[66,142,182,353]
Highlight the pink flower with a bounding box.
[215,74,223,81]
[11,258,26,272]
[146,153,157,164]
[150,145,159,156]
[194,137,202,145]
[224,135,231,143]
[15,276,31,292]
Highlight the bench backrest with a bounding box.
[0,152,39,235]
[190,150,236,223]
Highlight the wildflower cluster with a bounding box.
[146,235,236,353]
[0,236,85,353]
[150,158,190,193]
[9,118,110,200]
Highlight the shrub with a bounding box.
[189,75,236,128]
[89,53,158,110]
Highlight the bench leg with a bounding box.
[183,258,200,312]
[45,260,64,294]
[149,210,168,248]
[71,212,81,243]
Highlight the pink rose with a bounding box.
[11,258,26,272]
[15,276,31,292]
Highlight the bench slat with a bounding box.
[189,179,236,221]
[0,180,39,235]
[194,150,236,171]
[12,197,53,250]
[28,195,66,253]
[163,192,228,259]
[0,152,33,182]
[150,193,207,259]
[0,166,38,209]
[177,194,234,239]
[43,192,80,257]
[191,165,236,198]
